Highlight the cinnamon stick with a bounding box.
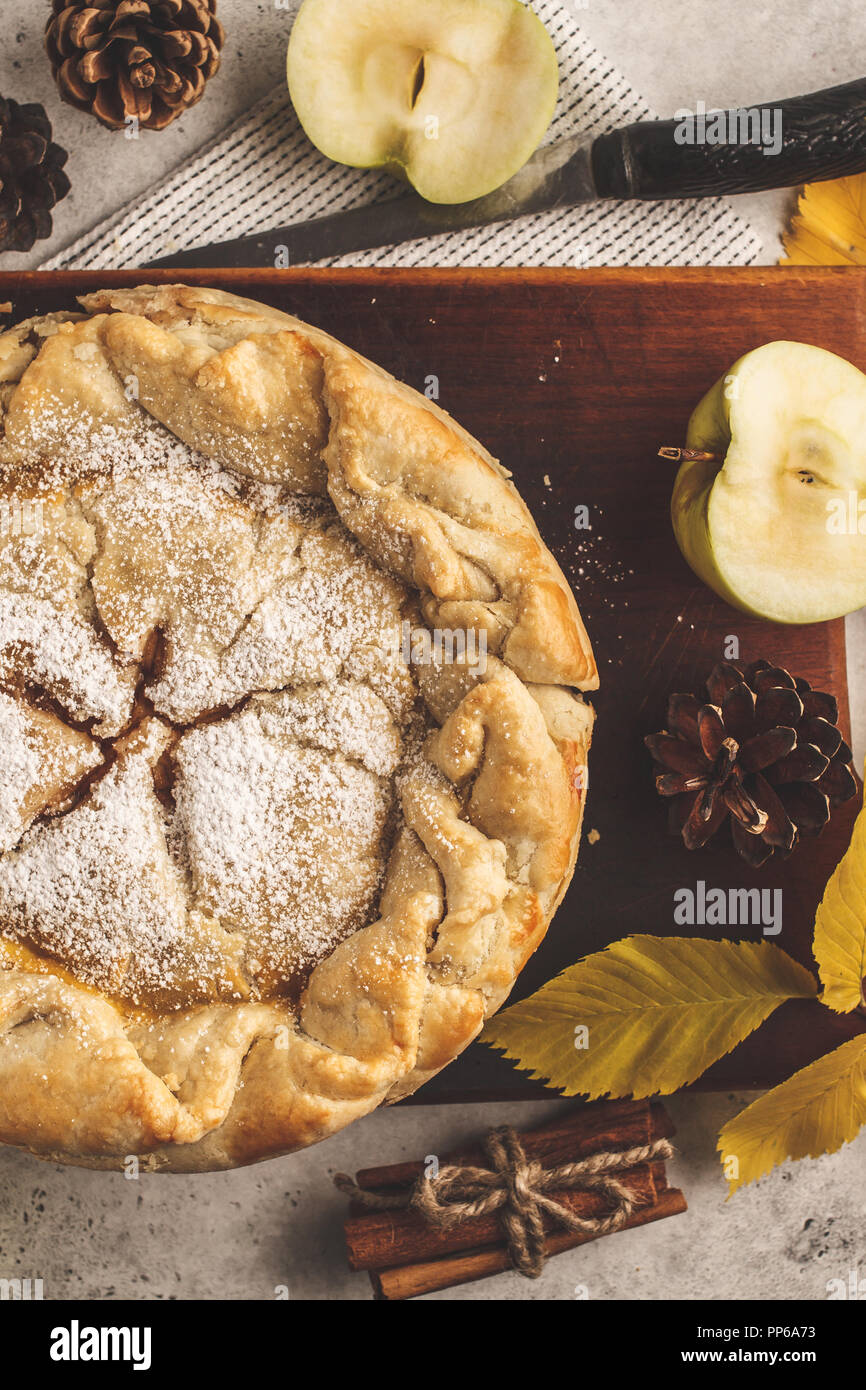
[348,1160,666,1271]
[370,1186,688,1300]
[353,1097,667,1195]
[343,1099,685,1283]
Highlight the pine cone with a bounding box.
[45,0,225,132]
[0,97,70,253]
[646,659,858,868]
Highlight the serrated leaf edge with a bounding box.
[717,1031,866,1196]
[483,934,817,1100]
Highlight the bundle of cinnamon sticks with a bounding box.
[340,1098,686,1299]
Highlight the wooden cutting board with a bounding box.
[3,266,865,1098]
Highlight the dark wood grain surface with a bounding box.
[2,267,864,1098]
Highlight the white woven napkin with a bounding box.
[42,1,760,270]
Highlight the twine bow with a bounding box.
[335,1124,675,1279]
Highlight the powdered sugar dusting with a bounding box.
[0,590,136,734]
[0,694,39,851]
[173,685,400,989]
[0,745,246,1008]
[0,407,428,1007]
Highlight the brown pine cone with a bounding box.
[45,0,225,132]
[0,96,70,253]
[646,659,858,868]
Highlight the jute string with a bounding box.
[335,1125,675,1279]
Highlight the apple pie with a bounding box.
[0,284,595,1171]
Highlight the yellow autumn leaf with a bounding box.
[718,1032,866,1195]
[781,174,866,265]
[483,935,817,1099]
[814,785,866,1012]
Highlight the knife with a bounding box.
[146,77,866,269]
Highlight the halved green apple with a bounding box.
[671,341,866,624]
[286,0,559,204]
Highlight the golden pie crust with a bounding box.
[0,284,596,1171]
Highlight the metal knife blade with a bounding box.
[145,77,866,270]
[145,138,597,269]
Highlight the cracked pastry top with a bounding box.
[0,284,596,1172]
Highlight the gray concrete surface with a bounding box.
[1,0,866,1303]
[2,1092,865,1301]
[2,0,865,267]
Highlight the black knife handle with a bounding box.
[591,78,866,201]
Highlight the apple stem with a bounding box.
[658,447,720,462]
